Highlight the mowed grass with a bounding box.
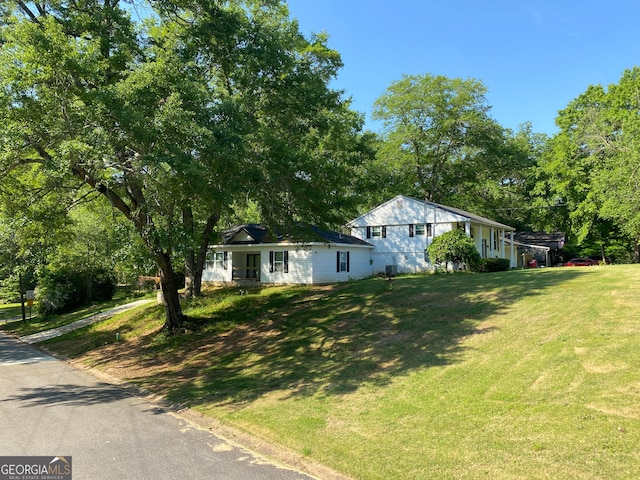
[0,289,153,337]
[41,266,640,479]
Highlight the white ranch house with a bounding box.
[346,195,516,275]
[203,195,516,285]
[202,224,374,285]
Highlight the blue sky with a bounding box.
[286,1,640,136]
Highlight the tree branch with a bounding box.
[16,1,41,24]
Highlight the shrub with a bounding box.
[37,267,116,314]
[90,268,117,301]
[37,268,85,314]
[427,229,481,271]
[476,258,511,273]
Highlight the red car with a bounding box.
[565,257,598,267]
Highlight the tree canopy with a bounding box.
[0,0,367,331]
[372,74,500,203]
[536,67,640,260]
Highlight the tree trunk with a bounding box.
[184,250,196,299]
[192,249,205,297]
[183,207,196,299]
[183,209,219,298]
[19,273,26,322]
[634,240,640,263]
[193,213,220,297]
[156,252,185,332]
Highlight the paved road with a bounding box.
[0,332,317,480]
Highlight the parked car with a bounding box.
[565,257,598,267]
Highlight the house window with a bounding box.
[337,251,350,272]
[207,251,227,270]
[269,251,289,273]
[367,226,387,238]
[410,224,428,237]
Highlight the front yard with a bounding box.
[10,266,640,479]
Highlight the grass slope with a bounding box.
[40,266,640,479]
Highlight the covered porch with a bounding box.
[230,250,262,284]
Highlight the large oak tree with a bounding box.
[0,0,366,331]
[370,73,539,229]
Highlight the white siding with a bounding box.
[201,250,233,283]
[310,246,373,283]
[349,197,464,274]
[202,243,374,285]
[262,247,313,285]
[348,195,516,272]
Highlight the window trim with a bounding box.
[337,251,350,272]
[207,251,228,270]
[269,250,289,273]
[369,225,386,238]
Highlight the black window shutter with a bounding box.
[284,251,289,273]
[347,251,350,272]
[409,224,414,237]
[269,251,274,273]
[223,251,228,270]
[336,251,340,272]
[366,226,371,239]
[382,226,387,238]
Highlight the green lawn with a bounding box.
[35,266,640,479]
[0,302,26,324]
[0,289,153,337]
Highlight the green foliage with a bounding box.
[452,123,547,231]
[91,269,117,301]
[426,229,481,271]
[373,73,498,203]
[0,0,368,329]
[537,67,640,259]
[476,257,511,272]
[368,73,543,231]
[37,267,115,314]
[37,268,85,315]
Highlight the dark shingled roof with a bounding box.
[222,224,371,246]
[222,224,280,244]
[306,225,372,246]
[514,232,565,249]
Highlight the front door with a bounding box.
[246,254,260,280]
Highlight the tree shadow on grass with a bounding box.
[122,268,591,408]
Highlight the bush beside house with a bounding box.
[427,229,482,271]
